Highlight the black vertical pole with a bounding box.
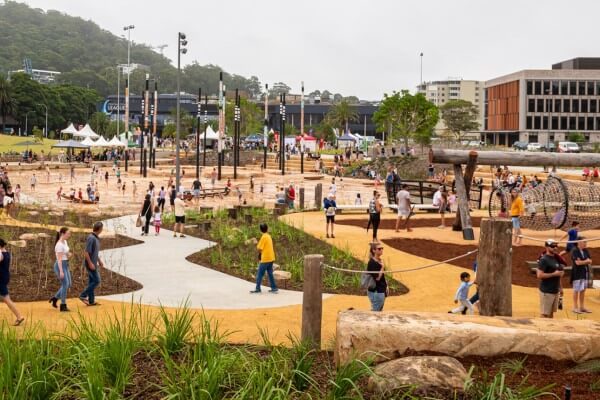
[203,94,208,167]
[279,94,282,171]
[196,87,201,179]
[140,101,144,176]
[233,88,239,180]
[149,90,154,171]
[281,93,286,176]
[217,72,223,181]
[124,79,129,172]
[263,83,268,170]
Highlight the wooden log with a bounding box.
[478,218,512,317]
[314,183,323,210]
[430,148,598,167]
[301,254,324,349]
[452,164,474,240]
[227,207,238,219]
[453,152,478,231]
[299,187,305,210]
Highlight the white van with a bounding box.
[558,141,580,153]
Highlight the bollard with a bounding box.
[301,254,324,349]
[314,183,322,210]
[299,187,305,210]
[227,207,238,219]
[478,218,513,316]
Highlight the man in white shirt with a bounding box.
[395,184,413,232]
[329,178,337,196]
[432,186,443,207]
[173,193,187,238]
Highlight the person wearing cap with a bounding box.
[510,188,524,246]
[571,237,592,314]
[173,192,186,238]
[323,194,337,238]
[537,239,564,318]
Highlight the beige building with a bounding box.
[417,79,484,137]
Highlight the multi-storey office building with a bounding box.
[484,58,600,146]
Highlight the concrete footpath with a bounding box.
[99,215,318,309]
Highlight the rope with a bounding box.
[517,234,600,244]
[322,249,478,274]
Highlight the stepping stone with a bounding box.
[8,240,27,248]
[27,211,39,216]
[19,233,38,240]
[37,233,51,239]
[49,211,64,217]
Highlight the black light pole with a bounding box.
[217,72,223,181]
[196,87,201,179]
[140,95,145,176]
[280,93,286,175]
[203,94,208,167]
[176,32,188,191]
[263,83,268,170]
[124,79,129,172]
[152,81,158,168]
[300,81,304,174]
[234,89,240,179]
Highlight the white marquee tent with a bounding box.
[61,123,78,135]
[93,136,110,147]
[72,124,100,139]
[80,137,95,146]
[109,136,126,147]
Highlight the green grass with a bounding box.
[0,133,59,155]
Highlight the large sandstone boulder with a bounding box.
[37,232,51,239]
[8,240,26,248]
[19,233,38,240]
[27,211,39,216]
[368,356,467,396]
[336,311,600,364]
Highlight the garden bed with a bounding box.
[383,238,600,288]
[0,307,597,399]
[337,216,484,230]
[0,224,142,301]
[7,205,122,228]
[163,208,409,296]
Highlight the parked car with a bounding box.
[558,141,580,153]
[527,142,543,151]
[2,128,14,135]
[512,141,528,151]
[544,143,556,152]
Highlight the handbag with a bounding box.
[135,215,142,228]
[360,272,376,290]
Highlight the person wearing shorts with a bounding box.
[537,240,564,318]
[395,184,412,232]
[510,188,524,246]
[323,194,337,238]
[173,193,186,238]
[571,238,592,314]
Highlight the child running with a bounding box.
[0,238,25,325]
[153,205,161,236]
[449,272,474,315]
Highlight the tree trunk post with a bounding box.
[477,218,513,316]
[314,183,322,210]
[452,164,474,240]
[453,152,478,231]
[299,187,305,210]
[301,254,324,349]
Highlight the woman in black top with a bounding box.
[366,242,387,311]
[367,191,383,241]
[0,238,24,325]
[169,185,177,213]
[139,194,152,236]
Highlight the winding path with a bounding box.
[99,215,322,309]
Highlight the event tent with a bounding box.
[52,139,90,149]
[61,123,78,135]
[93,136,110,147]
[202,125,220,140]
[72,124,100,139]
[337,133,357,146]
[80,137,95,146]
[109,136,126,147]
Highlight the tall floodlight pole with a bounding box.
[217,72,223,180]
[152,81,158,168]
[263,84,268,169]
[196,87,201,179]
[123,25,134,139]
[203,94,208,166]
[176,32,188,192]
[116,65,121,141]
[234,89,240,180]
[300,81,305,174]
[280,93,286,176]
[420,52,424,87]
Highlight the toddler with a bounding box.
[153,205,161,235]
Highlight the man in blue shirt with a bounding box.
[79,222,104,306]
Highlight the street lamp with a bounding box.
[123,25,135,137]
[37,103,48,138]
[175,32,188,192]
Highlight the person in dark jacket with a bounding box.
[571,238,592,314]
[0,238,24,325]
[366,242,387,311]
[139,194,152,236]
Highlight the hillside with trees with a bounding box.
[0,1,262,98]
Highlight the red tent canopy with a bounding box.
[296,134,317,141]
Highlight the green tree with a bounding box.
[568,132,585,143]
[162,123,176,138]
[89,112,110,137]
[0,75,16,134]
[325,100,359,133]
[32,126,44,142]
[440,99,480,140]
[225,97,263,136]
[372,90,439,150]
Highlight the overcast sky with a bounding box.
[18,0,600,99]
